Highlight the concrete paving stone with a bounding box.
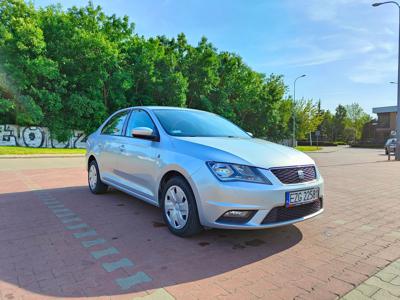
[91,247,120,260]
[132,288,175,300]
[342,289,372,300]
[364,276,400,296]
[383,265,400,276]
[115,272,152,290]
[391,276,400,286]
[374,271,397,283]
[102,258,134,272]
[371,289,399,300]
[65,223,88,230]
[43,201,61,205]
[73,229,97,239]
[56,212,76,218]
[357,283,380,297]
[52,208,71,214]
[61,217,82,224]
[47,204,65,209]
[81,238,107,248]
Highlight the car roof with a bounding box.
[131,106,208,113]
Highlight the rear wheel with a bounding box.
[88,160,108,194]
[161,176,202,237]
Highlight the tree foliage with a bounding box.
[0,0,295,141]
[292,99,323,140]
[0,1,371,144]
[318,103,371,143]
[345,103,372,141]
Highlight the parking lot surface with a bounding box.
[0,147,399,299]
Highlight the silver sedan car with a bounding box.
[86,106,324,236]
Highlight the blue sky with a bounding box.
[34,0,399,115]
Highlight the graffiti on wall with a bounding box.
[0,125,87,148]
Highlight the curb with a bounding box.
[0,154,85,159]
[304,150,339,153]
[303,146,344,154]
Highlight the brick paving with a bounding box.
[0,147,399,299]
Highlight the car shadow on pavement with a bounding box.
[0,186,303,297]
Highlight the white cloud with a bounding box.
[348,51,397,84]
[279,0,398,84]
[301,0,371,22]
[348,65,396,84]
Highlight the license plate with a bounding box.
[285,188,319,207]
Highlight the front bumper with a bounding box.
[189,165,324,229]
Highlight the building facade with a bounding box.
[362,106,397,145]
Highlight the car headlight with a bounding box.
[206,162,272,184]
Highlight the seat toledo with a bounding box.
[86,107,324,236]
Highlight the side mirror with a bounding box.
[247,132,253,137]
[131,127,157,140]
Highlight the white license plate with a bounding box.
[285,188,319,207]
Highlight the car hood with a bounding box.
[174,137,315,169]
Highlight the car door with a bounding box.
[115,109,160,204]
[97,109,130,183]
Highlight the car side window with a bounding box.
[126,110,156,137]
[101,110,129,136]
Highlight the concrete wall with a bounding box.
[0,124,87,148]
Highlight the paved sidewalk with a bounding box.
[342,259,400,299]
[0,147,399,299]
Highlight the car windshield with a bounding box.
[153,109,251,138]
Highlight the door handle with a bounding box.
[119,145,125,152]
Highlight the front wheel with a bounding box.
[161,176,202,237]
[88,160,108,194]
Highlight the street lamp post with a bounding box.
[293,74,306,147]
[373,1,400,160]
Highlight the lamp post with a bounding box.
[373,1,400,160]
[293,74,306,147]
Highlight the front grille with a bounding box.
[262,199,322,224]
[271,166,316,184]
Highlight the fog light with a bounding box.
[217,210,256,224]
[223,210,252,218]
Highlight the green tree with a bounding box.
[0,0,293,143]
[345,103,372,142]
[0,0,46,125]
[293,99,324,140]
[319,110,335,141]
[333,104,347,141]
[183,37,220,111]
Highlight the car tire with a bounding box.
[161,176,202,237]
[88,160,108,194]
